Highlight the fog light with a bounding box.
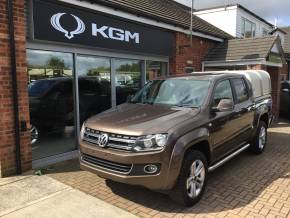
[144,164,158,174]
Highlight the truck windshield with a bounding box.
[130,79,210,108]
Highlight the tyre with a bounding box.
[170,150,208,206]
[249,121,267,154]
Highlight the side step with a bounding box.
[208,143,250,172]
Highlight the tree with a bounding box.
[46,56,67,77]
[46,56,66,69]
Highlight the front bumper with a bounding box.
[79,141,173,190]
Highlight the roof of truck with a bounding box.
[161,70,271,98]
[160,72,243,81]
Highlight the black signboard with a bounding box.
[33,0,174,56]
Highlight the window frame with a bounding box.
[230,77,250,104]
[241,17,256,38]
[211,79,235,108]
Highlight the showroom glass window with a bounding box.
[27,49,75,160]
[146,61,168,81]
[76,55,112,125]
[115,59,142,105]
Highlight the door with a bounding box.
[27,49,76,160]
[231,78,255,144]
[210,79,237,160]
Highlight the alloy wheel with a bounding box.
[186,160,205,198]
[259,126,266,150]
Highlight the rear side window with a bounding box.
[212,80,233,107]
[232,78,249,103]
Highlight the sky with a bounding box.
[174,0,290,27]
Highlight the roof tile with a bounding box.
[280,27,290,59]
[204,36,278,62]
[84,0,232,39]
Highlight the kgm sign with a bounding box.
[33,0,174,55]
[50,12,140,44]
[50,13,86,39]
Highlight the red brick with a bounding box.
[0,0,31,177]
[169,33,217,74]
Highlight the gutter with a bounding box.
[7,0,22,175]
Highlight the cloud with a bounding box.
[174,0,290,27]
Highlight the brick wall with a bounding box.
[170,32,218,74]
[0,0,31,177]
[281,62,289,80]
[267,66,281,118]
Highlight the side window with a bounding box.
[213,80,234,107]
[232,78,249,103]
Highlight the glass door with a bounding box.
[27,49,76,160]
[76,55,112,126]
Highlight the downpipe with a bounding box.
[7,0,22,175]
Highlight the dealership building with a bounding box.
[0,0,288,176]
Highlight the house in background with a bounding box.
[279,27,290,79]
[194,4,283,39]
[193,3,289,116]
[271,27,287,46]
[202,36,287,117]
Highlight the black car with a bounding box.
[280,81,290,118]
[29,76,111,127]
[29,76,138,144]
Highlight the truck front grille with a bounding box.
[81,153,132,174]
[83,128,137,152]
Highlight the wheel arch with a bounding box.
[165,128,211,190]
[259,113,269,127]
[184,140,211,165]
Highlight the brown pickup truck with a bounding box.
[79,71,272,206]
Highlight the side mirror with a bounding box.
[212,99,234,112]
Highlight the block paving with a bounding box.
[46,120,290,218]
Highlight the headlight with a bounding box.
[80,123,86,140]
[133,134,168,152]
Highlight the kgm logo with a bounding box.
[50,13,140,44]
[50,13,85,39]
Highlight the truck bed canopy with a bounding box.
[226,70,271,98]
